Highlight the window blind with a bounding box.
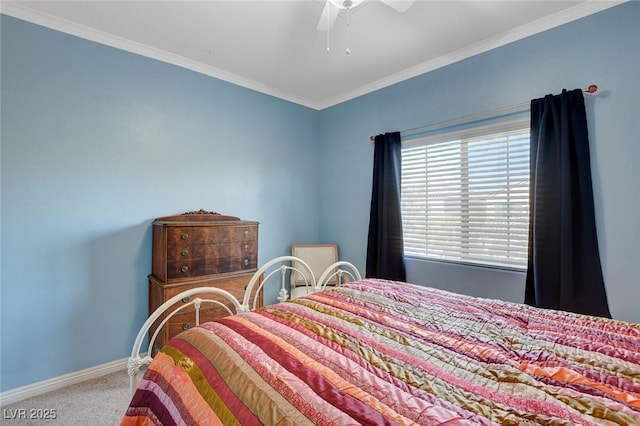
[401,119,530,269]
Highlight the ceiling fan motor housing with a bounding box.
[319,0,414,31]
[328,0,363,10]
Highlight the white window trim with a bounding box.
[401,117,530,270]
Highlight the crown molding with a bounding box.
[315,0,627,110]
[1,1,626,111]
[0,2,319,109]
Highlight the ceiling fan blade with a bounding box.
[379,0,415,13]
[317,1,340,31]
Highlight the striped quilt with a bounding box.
[122,279,640,425]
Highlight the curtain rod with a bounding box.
[369,84,599,141]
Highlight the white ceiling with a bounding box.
[1,1,624,110]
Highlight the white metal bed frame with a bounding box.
[128,255,361,393]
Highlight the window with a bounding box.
[401,118,530,269]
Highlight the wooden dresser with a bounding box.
[148,210,260,350]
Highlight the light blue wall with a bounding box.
[2,2,639,393]
[0,15,320,391]
[319,2,640,323]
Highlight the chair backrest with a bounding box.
[290,244,338,297]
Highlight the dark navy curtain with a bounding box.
[525,89,611,318]
[366,132,406,281]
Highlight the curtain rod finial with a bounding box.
[586,84,598,94]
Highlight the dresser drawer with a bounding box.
[166,244,257,279]
[166,225,257,246]
[162,274,252,310]
[167,254,258,278]
[166,227,220,245]
[229,225,258,242]
[167,309,230,337]
[166,241,257,261]
[148,272,263,351]
[165,295,261,338]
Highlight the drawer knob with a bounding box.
[181,296,190,303]
[181,233,188,240]
[181,266,189,273]
[182,323,191,331]
[244,230,249,237]
[244,259,249,266]
[244,244,249,251]
[181,250,189,256]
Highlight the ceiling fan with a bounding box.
[317,0,415,31]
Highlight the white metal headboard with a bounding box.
[127,256,361,394]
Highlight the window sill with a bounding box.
[404,255,527,273]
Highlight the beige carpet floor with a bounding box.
[1,372,131,425]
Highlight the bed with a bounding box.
[122,257,640,425]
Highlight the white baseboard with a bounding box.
[0,357,128,406]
